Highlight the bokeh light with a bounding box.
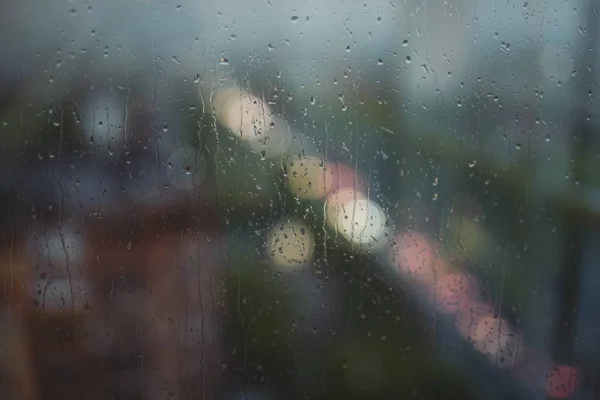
[213,87,290,158]
[325,188,366,228]
[545,365,583,399]
[334,197,391,250]
[455,301,496,339]
[470,316,521,369]
[389,232,437,285]
[266,219,315,271]
[286,154,336,200]
[326,163,367,194]
[432,272,481,315]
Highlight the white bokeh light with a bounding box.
[334,197,391,251]
[213,87,290,158]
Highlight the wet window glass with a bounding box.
[0,0,597,399]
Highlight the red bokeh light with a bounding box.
[546,365,583,399]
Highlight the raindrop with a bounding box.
[468,160,477,168]
[405,56,412,64]
[377,59,384,65]
[291,15,299,22]
[402,39,408,47]
[219,58,230,65]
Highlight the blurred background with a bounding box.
[0,0,598,399]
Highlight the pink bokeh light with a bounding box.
[432,272,481,315]
[389,232,437,286]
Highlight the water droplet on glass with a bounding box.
[194,74,200,83]
[405,56,412,64]
[163,124,169,132]
[377,59,384,65]
[219,57,229,65]
[468,160,477,168]
[291,15,299,22]
[402,39,409,47]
